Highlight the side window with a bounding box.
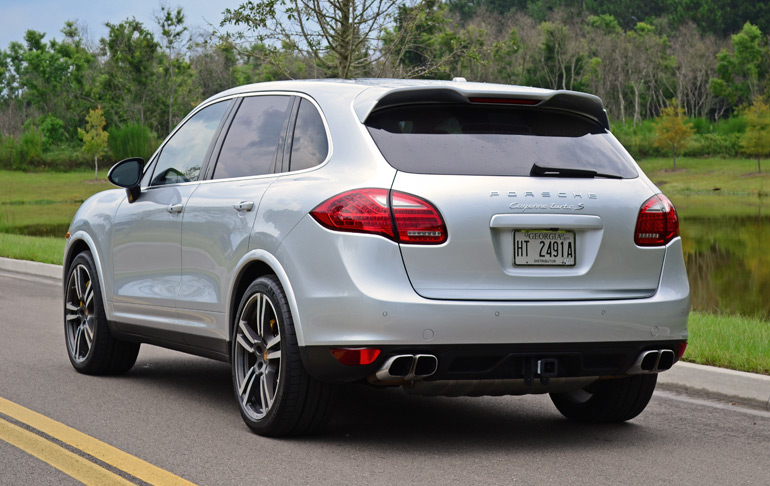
[213,95,292,179]
[151,101,229,186]
[289,99,329,171]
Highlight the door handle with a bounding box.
[233,201,255,212]
[167,203,183,213]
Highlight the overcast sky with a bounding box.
[0,0,245,50]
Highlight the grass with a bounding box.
[638,157,770,196]
[0,233,65,264]
[0,169,111,263]
[684,311,770,375]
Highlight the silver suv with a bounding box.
[63,79,689,436]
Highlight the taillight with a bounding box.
[391,192,447,244]
[634,194,679,246]
[310,189,447,245]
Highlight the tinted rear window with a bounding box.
[365,104,638,178]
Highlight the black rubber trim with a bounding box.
[300,340,686,384]
[112,321,230,362]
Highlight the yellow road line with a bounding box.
[0,397,196,486]
[0,417,135,486]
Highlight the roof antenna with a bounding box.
[452,77,467,82]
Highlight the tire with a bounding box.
[64,251,140,375]
[549,374,658,423]
[231,275,335,436]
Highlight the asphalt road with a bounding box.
[1,271,769,486]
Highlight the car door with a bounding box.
[177,94,294,350]
[110,100,231,338]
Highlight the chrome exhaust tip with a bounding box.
[375,355,414,381]
[657,349,675,370]
[373,354,439,383]
[627,349,677,374]
[413,354,438,378]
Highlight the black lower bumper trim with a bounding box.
[300,341,685,384]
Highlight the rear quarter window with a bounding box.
[365,104,638,178]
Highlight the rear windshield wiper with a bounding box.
[530,163,623,179]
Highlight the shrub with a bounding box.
[39,115,68,150]
[109,123,154,162]
[17,125,44,169]
[0,135,19,170]
[714,115,747,135]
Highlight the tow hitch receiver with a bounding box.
[523,358,559,386]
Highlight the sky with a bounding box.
[0,0,245,50]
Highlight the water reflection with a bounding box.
[677,195,769,319]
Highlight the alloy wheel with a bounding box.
[234,292,282,420]
[65,264,95,363]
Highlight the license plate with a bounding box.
[514,230,576,266]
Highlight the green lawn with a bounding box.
[0,233,65,265]
[638,157,770,196]
[685,311,770,375]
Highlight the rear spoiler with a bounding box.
[354,87,610,131]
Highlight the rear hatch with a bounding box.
[365,96,666,301]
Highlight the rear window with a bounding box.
[365,104,638,178]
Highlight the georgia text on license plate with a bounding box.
[514,230,576,266]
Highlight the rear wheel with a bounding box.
[64,251,140,375]
[549,374,657,423]
[232,275,334,436]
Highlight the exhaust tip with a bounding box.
[641,351,659,371]
[414,355,438,377]
[389,355,414,377]
[657,350,675,370]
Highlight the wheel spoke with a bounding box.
[265,333,280,350]
[84,317,94,347]
[239,365,256,397]
[238,319,259,345]
[74,267,83,300]
[84,281,94,308]
[236,334,255,354]
[66,303,78,312]
[241,369,257,406]
[259,372,274,410]
[256,294,265,338]
[265,350,281,361]
[66,313,79,321]
[73,325,83,357]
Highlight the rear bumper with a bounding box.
[278,218,689,382]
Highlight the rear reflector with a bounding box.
[330,348,381,366]
[634,194,679,246]
[676,342,688,359]
[311,189,447,244]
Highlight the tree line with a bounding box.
[1,0,769,170]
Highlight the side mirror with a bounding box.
[108,157,144,203]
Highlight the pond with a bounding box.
[675,194,770,319]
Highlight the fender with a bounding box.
[227,249,306,347]
[63,231,120,333]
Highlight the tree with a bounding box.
[654,99,694,169]
[710,22,768,115]
[219,0,467,78]
[155,5,190,134]
[220,0,399,78]
[741,98,770,173]
[98,19,161,131]
[78,107,109,180]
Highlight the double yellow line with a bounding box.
[0,397,196,485]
